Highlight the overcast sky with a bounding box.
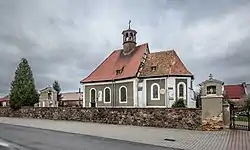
[0,0,250,97]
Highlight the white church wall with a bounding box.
[133,78,138,107]
[82,76,195,108]
[138,81,145,107]
[167,77,176,108]
[167,76,196,108]
[143,77,166,107]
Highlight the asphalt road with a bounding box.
[0,123,180,150]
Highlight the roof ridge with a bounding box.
[0,95,9,101]
[80,50,117,83]
[135,43,150,77]
[62,92,82,94]
[225,84,244,86]
[150,49,175,54]
[81,43,149,83]
[171,50,193,75]
[111,43,148,78]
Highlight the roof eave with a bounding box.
[139,74,194,79]
[80,76,137,84]
[199,79,224,86]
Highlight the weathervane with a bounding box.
[128,20,131,29]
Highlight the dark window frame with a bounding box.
[207,85,216,94]
[179,84,184,97]
[120,86,127,103]
[104,87,111,103]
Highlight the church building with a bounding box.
[80,22,196,108]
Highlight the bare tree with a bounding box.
[244,95,250,108]
[195,87,202,108]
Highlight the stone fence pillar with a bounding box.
[199,74,225,131]
[201,96,224,131]
[222,102,230,128]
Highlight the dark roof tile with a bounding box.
[139,50,192,77]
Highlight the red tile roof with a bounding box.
[224,84,246,99]
[0,95,9,102]
[139,50,193,77]
[81,43,148,83]
[61,92,82,101]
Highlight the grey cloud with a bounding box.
[160,0,250,23]
[218,37,250,67]
[206,36,250,84]
[1,0,250,96]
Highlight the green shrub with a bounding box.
[172,98,186,108]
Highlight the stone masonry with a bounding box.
[0,107,202,130]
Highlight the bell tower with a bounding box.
[122,20,137,55]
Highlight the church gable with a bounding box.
[81,43,148,83]
[139,50,193,78]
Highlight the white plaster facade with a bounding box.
[139,76,195,108]
[82,76,196,108]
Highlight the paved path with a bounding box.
[0,123,177,150]
[0,117,249,150]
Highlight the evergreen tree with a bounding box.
[53,80,62,105]
[9,58,39,109]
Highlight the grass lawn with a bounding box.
[235,116,249,122]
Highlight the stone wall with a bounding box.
[0,107,202,130]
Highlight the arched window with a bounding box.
[130,32,133,37]
[179,84,184,97]
[90,88,96,103]
[104,87,111,103]
[177,82,186,99]
[151,83,160,100]
[119,86,127,103]
[125,33,129,41]
[48,91,52,100]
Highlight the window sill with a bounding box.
[207,94,217,95]
[119,101,127,103]
[151,98,160,101]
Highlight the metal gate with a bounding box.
[230,104,250,131]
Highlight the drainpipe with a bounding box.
[112,78,115,107]
[114,79,117,107]
[78,88,81,107]
[165,77,168,108]
[136,78,139,107]
[166,64,172,108]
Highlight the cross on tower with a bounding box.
[128,20,131,29]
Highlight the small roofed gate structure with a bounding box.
[224,83,250,131]
[229,98,250,131]
[199,74,227,131]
